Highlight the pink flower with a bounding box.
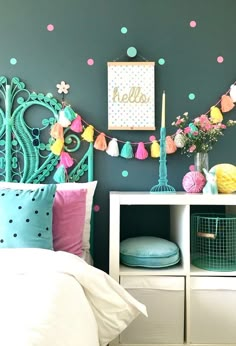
[188,145,196,153]
[184,127,191,134]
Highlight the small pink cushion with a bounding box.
[52,189,87,256]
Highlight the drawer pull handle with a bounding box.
[197,231,216,239]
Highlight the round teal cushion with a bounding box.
[120,236,180,268]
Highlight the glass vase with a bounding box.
[194,152,209,173]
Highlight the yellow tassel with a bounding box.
[210,106,223,123]
[81,125,94,142]
[150,140,160,158]
[94,132,107,151]
[50,138,64,155]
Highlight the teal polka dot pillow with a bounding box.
[0,184,56,249]
[120,236,180,268]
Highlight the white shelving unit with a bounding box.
[109,191,236,346]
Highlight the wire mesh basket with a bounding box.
[191,213,236,271]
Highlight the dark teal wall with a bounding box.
[1,0,236,271]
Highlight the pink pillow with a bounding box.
[52,189,87,256]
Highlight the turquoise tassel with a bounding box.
[64,106,77,121]
[120,141,134,159]
[53,165,66,183]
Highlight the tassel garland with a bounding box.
[166,136,177,154]
[94,132,107,151]
[135,142,148,160]
[230,84,236,102]
[59,151,74,168]
[53,165,67,183]
[210,106,223,123]
[64,106,77,121]
[120,141,134,159]
[150,140,160,158]
[58,110,71,127]
[70,115,83,133]
[50,122,64,139]
[106,138,119,157]
[51,138,64,155]
[221,94,235,112]
[81,125,94,142]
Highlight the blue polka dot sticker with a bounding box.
[10,58,17,65]
[188,93,196,100]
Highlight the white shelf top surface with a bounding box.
[110,191,236,205]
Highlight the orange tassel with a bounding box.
[221,94,235,112]
[94,132,107,151]
[50,123,64,139]
[166,136,177,154]
[50,139,64,155]
[81,125,94,142]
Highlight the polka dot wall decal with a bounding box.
[122,170,129,177]
[149,135,156,141]
[10,58,17,65]
[47,24,54,31]
[121,27,128,34]
[158,58,165,65]
[188,93,196,100]
[217,56,224,63]
[87,58,94,66]
[190,20,197,28]
[93,205,100,212]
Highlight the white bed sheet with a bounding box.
[0,248,147,346]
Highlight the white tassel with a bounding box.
[106,138,119,157]
[174,133,186,148]
[230,84,236,103]
[58,110,71,128]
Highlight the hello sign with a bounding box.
[107,61,155,130]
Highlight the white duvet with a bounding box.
[0,248,146,346]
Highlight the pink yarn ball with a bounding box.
[182,171,206,193]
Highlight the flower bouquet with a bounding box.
[172,112,236,156]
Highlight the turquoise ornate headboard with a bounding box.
[0,76,93,183]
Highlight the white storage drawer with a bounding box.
[120,276,185,344]
[190,277,236,344]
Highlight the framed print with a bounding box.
[107,61,155,130]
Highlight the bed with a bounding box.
[0,76,147,346]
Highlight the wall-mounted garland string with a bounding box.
[50,81,236,178]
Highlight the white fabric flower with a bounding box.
[56,81,70,94]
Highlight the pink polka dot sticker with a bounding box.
[190,20,197,28]
[93,204,100,212]
[217,56,224,63]
[47,24,54,32]
[149,135,156,141]
[87,58,94,66]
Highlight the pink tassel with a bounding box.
[59,151,74,168]
[135,142,148,160]
[70,115,83,133]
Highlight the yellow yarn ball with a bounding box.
[210,164,236,194]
